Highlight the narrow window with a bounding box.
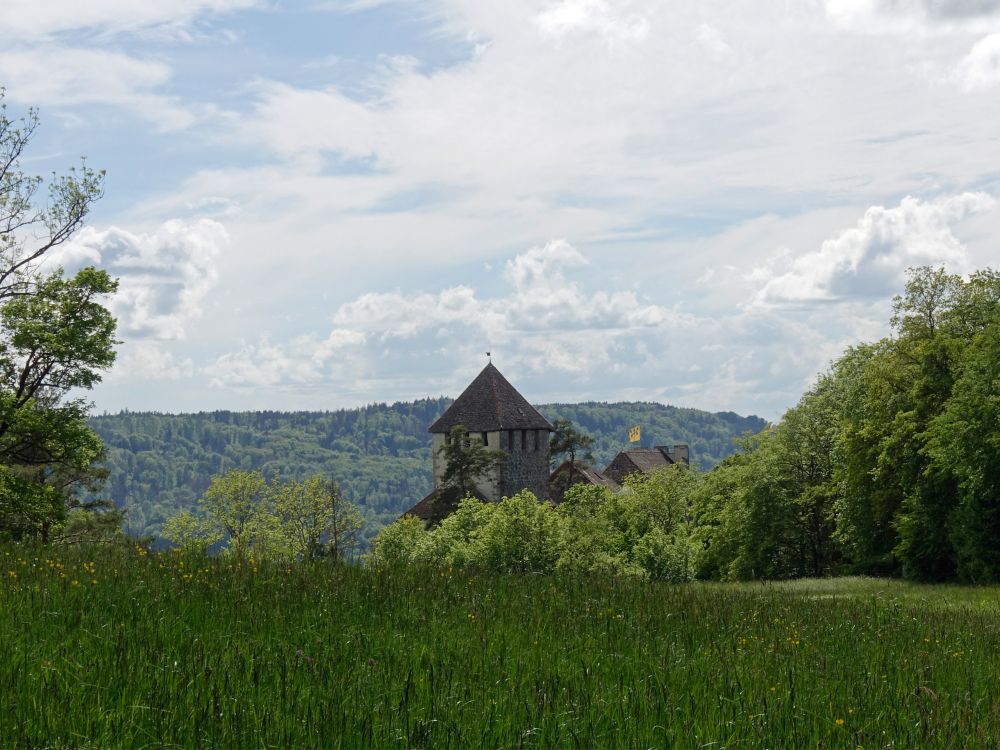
[507,430,514,450]
[521,430,527,451]
[481,431,488,446]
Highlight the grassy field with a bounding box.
[3,544,1000,748]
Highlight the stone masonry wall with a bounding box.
[499,428,550,501]
[433,428,551,502]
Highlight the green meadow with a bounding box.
[4,544,1000,749]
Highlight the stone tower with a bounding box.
[428,363,553,501]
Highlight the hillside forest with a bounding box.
[89,403,766,544]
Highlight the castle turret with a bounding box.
[428,363,553,502]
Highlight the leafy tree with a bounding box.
[200,469,270,559]
[928,315,1000,581]
[548,417,596,498]
[161,509,222,555]
[368,471,703,581]
[0,90,117,541]
[474,491,563,573]
[548,418,595,469]
[163,470,365,562]
[439,423,506,496]
[274,475,363,561]
[367,514,426,567]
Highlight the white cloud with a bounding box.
[206,239,677,389]
[0,47,196,129]
[204,330,365,389]
[955,33,1000,89]
[696,24,737,65]
[536,0,650,46]
[107,343,195,381]
[752,193,996,305]
[55,219,227,341]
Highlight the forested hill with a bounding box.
[89,401,766,542]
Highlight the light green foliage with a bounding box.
[475,491,563,573]
[556,484,637,577]
[273,475,363,561]
[420,498,495,567]
[370,470,701,581]
[367,514,427,567]
[161,510,222,554]
[163,470,364,562]
[200,469,269,559]
[0,91,116,541]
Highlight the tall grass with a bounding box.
[3,543,1000,748]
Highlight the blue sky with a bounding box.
[2,0,999,420]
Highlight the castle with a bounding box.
[403,362,688,524]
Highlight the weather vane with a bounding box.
[486,351,491,362]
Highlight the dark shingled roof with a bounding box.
[618,448,675,473]
[401,486,488,526]
[428,363,554,433]
[549,460,620,503]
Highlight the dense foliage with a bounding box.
[6,542,1000,748]
[88,401,765,541]
[372,469,700,582]
[695,267,1000,583]
[0,91,118,543]
[163,470,362,561]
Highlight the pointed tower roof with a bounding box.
[428,363,554,433]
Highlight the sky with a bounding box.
[2,0,999,420]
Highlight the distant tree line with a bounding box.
[88,401,764,542]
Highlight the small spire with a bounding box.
[486,351,491,363]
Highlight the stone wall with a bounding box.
[500,434,550,500]
[432,427,551,502]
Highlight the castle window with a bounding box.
[481,432,488,446]
[521,430,526,451]
[507,430,514,450]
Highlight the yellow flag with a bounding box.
[628,425,641,443]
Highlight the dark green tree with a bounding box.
[928,312,1000,581]
[548,418,595,469]
[548,418,596,497]
[440,423,506,497]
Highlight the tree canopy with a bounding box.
[0,90,118,542]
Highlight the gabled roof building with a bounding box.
[402,362,691,524]
[602,445,689,485]
[404,363,554,523]
[548,459,620,504]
